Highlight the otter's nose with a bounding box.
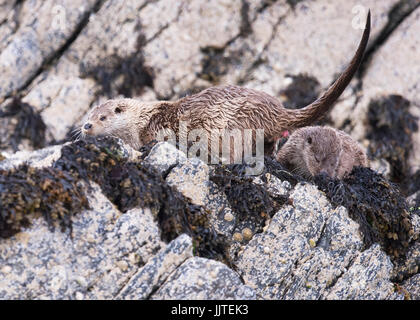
[84,123,92,130]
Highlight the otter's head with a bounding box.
[301,127,341,178]
[82,99,159,149]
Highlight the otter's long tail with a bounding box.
[289,10,371,127]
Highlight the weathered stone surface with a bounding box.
[0,183,164,299]
[402,274,420,300]
[253,172,292,199]
[235,183,335,299]
[325,245,400,300]
[166,156,236,237]
[151,257,256,300]
[369,158,392,179]
[241,0,398,95]
[20,0,153,142]
[0,144,62,170]
[142,0,242,98]
[0,134,417,300]
[85,205,163,300]
[0,0,99,99]
[235,183,403,300]
[166,157,209,206]
[116,234,193,300]
[143,142,187,175]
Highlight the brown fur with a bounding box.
[81,12,370,155]
[276,126,369,179]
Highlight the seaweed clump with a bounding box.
[366,95,418,185]
[279,74,321,110]
[0,165,88,238]
[0,136,229,262]
[79,33,154,98]
[199,46,241,84]
[53,136,229,262]
[139,139,159,160]
[314,167,413,257]
[286,0,307,9]
[392,192,420,282]
[210,156,296,237]
[0,98,46,152]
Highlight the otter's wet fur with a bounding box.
[276,126,368,179]
[81,13,371,156]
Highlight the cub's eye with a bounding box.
[307,137,312,144]
[314,155,321,163]
[100,116,106,121]
[114,107,122,114]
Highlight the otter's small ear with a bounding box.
[114,107,122,114]
[307,137,312,144]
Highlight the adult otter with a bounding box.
[81,12,370,156]
[276,126,369,179]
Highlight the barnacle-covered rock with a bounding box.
[151,256,256,300]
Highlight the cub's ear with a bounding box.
[114,102,128,114]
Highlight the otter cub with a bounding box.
[81,12,370,154]
[276,126,368,179]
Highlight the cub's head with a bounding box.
[301,127,341,178]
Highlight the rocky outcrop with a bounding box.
[1,0,420,300]
[1,139,418,300]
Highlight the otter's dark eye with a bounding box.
[114,107,122,114]
[100,116,106,121]
[307,137,312,144]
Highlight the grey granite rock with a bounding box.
[0,144,62,170]
[116,234,193,300]
[166,157,210,207]
[401,274,420,300]
[369,158,392,179]
[0,139,414,300]
[0,183,164,300]
[253,172,292,199]
[143,142,187,175]
[235,182,336,299]
[281,206,364,300]
[239,0,398,96]
[0,0,99,99]
[85,205,164,300]
[0,0,15,25]
[325,245,401,300]
[235,182,403,300]
[21,0,153,142]
[151,257,256,300]
[166,156,236,237]
[142,0,242,98]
